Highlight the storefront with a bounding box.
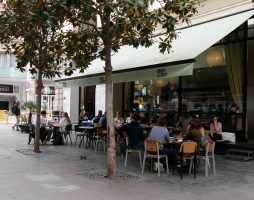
[56,9,254,141]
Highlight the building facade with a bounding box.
[56,0,254,141]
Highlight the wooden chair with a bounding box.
[174,141,198,179]
[198,140,216,177]
[141,139,169,177]
[95,127,107,153]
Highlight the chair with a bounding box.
[124,137,143,169]
[141,140,169,177]
[174,141,198,179]
[95,127,107,153]
[28,124,47,145]
[198,140,216,177]
[63,124,72,146]
[74,125,85,146]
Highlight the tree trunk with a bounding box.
[28,112,32,124]
[105,46,117,178]
[34,69,43,153]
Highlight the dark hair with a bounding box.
[132,113,140,122]
[41,110,46,115]
[158,117,168,127]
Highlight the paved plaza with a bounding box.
[0,124,254,200]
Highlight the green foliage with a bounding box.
[63,0,200,65]
[0,0,78,78]
[22,101,36,112]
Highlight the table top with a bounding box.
[78,126,96,129]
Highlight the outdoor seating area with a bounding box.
[12,117,224,180]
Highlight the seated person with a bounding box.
[99,112,107,128]
[149,117,174,166]
[151,113,160,126]
[125,112,133,124]
[114,111,124,127]
[79,109,88,123]
[32,110,52,143]
[210,115,222,141]
[187,114,202,133]
[149,117,172,154]
[59,112,72,134]
[149,117,170,144]
[184,114,203,143]
[93,110,102,124]
[117,113,144,150]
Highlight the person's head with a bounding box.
[132,113,140,122]
[115,111,121,118]
[41,110,46,117]
[98,110,102,116]
[16,101,20,106]
[151,114,160,124]
[158,117,168,127]
[200,127,205,136]
[63,112,69,118]
[212,115,218,122]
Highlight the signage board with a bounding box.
[0,84,13,93]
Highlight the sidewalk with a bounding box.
[0,124,254,200]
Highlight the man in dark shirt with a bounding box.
[93,110,102,124]
[99,112,107,128]
[12,101,21,131]
[117,113,144,150]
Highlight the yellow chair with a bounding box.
[141,139,169,177]
[174,141,198,179]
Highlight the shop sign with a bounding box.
[157,68,168,78]
[0,84,13,93]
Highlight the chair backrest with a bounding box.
[179,141,198,154]
[145,140,161,153]
[65,124,72,132]
[97,127,107,137]
[74,124,81,132]
[94,123,100,128]
[205,140,215,156]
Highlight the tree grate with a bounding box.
[16,149,58,155]
[78,171,144,183]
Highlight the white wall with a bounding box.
[95,84,106,114]
[62,87,79,124]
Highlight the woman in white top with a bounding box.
[59,112,71,134]
[125,112,133,124]
[114,111,124,126]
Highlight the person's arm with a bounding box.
[209,123,214,137]
[165,130,170,143]
[187,124,191,133]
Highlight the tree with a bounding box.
[22,101,37,124]
[0,0,77,152]
[63,0,199,178]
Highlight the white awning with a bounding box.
[57,10,254,87]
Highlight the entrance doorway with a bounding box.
[0,101,9,110]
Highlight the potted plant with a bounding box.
[22,101,36,124]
